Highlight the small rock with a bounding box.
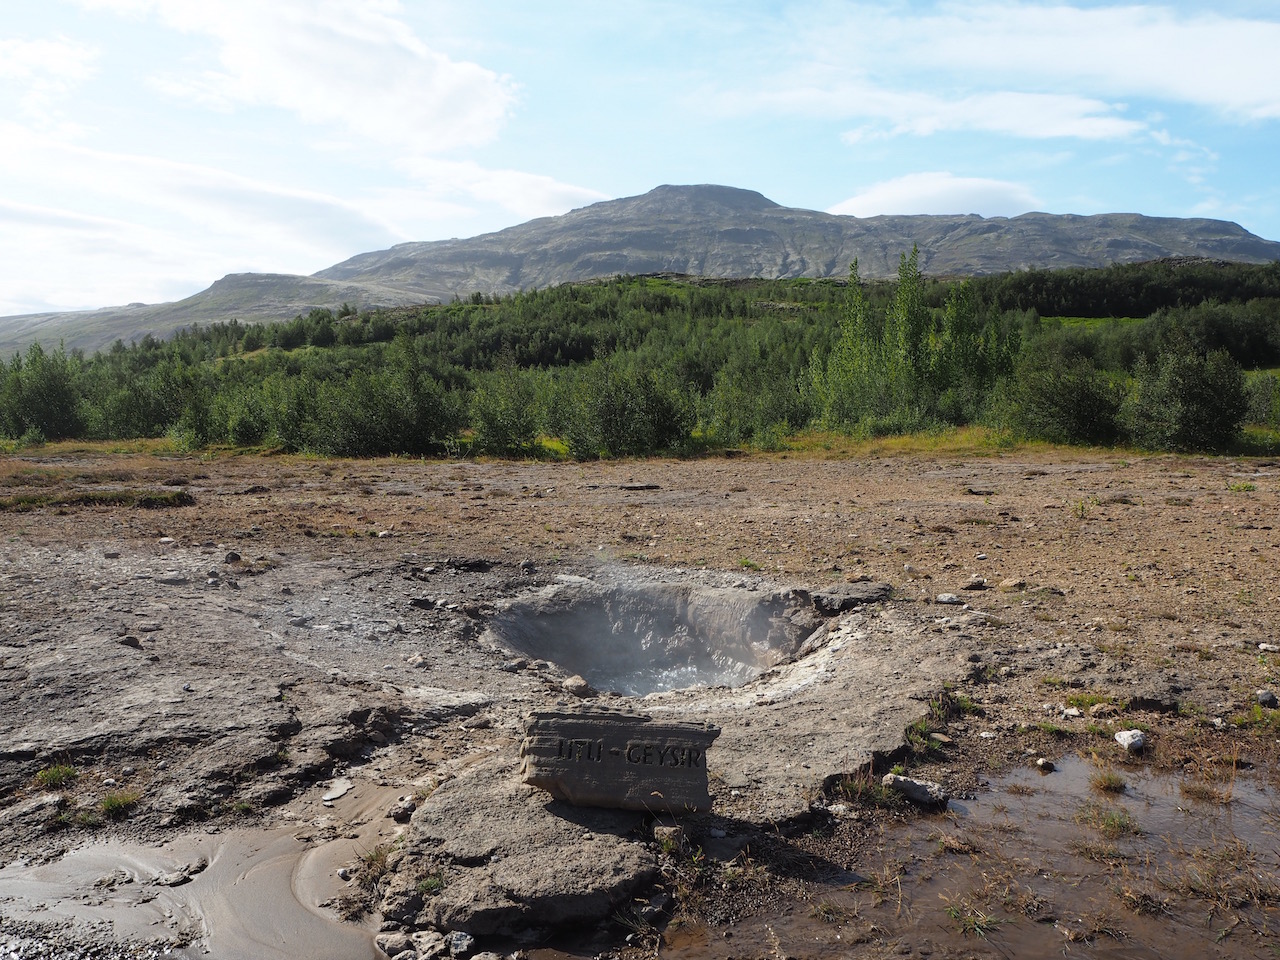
[1088,702,1120,717]
[154,870,191,887]
[561,675,595,698]
[520,559,535,572]
[158,537,176,546]
[411,931,448,958]
[928,732,953,745]
[224,551,241,563]
[1257,690,1279,708]
[499,657,528,673]
[881,773,948,809]
[446,931,476,957]
[998,577,1026,592]
[387,796,417,823]
[1061,707,1082,719]
[337,867,352,881]
[1260,643,1280,653]
[117,635,142,649]
[961,576,987,590]
[121,766,135,775]
[1035,758,1055,772]
[979,731,998,739]
[936,593,963,605]
[375,932,414,958]
[104,551,121,559]
[1115,729,1146,754]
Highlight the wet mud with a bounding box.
[651,754,1280,960]
[0,780,401,958]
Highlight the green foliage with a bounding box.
[812,253,1017,436]
[1,265,1275,458]
[1010,352,1124,445]
[1246,373,1279,427]
[470,366,541,456]
[562,359,694,458]
[1124,347,1248,451]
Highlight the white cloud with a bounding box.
[0,36,99,128]
[829,173,1041,218]
[735,2,1280,141]
[0,122,406,311]
[392,157,609,222]
[75,0,516,155]
[838,90,1143,143]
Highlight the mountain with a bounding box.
[5,184,1280,356]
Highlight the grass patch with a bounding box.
[1230,704,1280,733]
[832,768,902,809]
[356,844,392,892]
[1089,769,1127,794]
[100,790,140,820]
[1074,801,1139,840]
[942,899,1006,939]
[416,870,446,896]
[34,764,78,790]
[1066,691,1111,711]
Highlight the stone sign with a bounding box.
[519,709,721,813]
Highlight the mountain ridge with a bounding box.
[4,184,1279,356]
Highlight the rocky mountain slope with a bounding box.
[6,184,1280,355]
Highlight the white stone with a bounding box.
[1115,729,1146,753]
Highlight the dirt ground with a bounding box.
[1,444,1277,958]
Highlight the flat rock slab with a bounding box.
[385,754,656,937]
[520,709,720,813]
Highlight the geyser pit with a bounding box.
[483,571,827,696]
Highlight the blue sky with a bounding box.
[3,0,1280,315]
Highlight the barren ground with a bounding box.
[1,446,1277,958]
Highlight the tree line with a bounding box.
[2,257,1278,457]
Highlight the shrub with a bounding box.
[1246,373,1279,428]
[470,368,540,456]
[1012,355,1124,444]
[1124,348,1248,451]
[563,361,693,459]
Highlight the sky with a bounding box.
[4,0,1280,316]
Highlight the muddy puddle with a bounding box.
[649,753,1280,960]
[0,779,401,959]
